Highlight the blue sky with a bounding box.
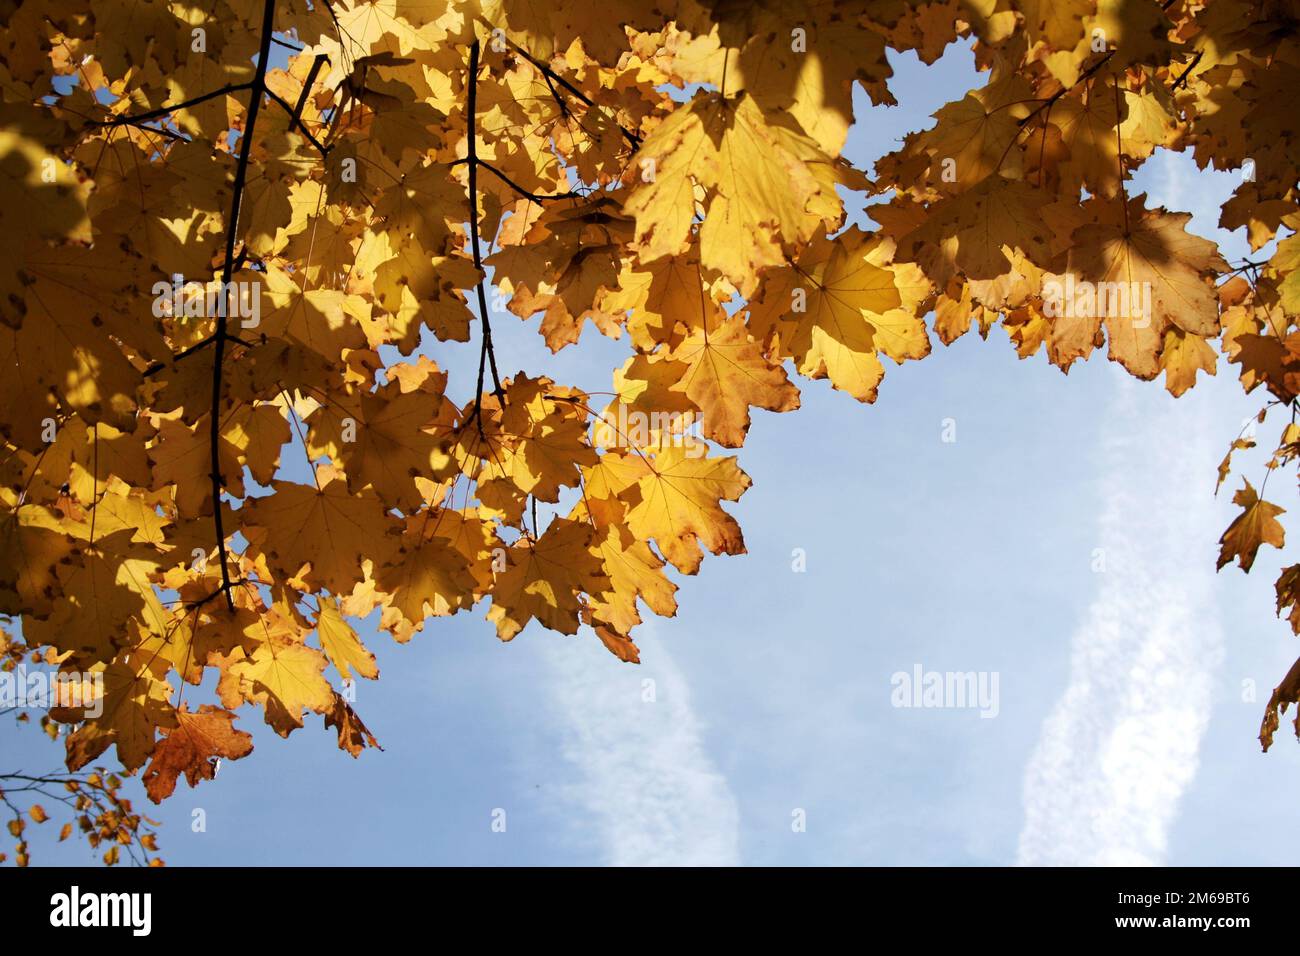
[10,40,1300,867]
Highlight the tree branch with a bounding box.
[466,38,505,421]
[87,82,253,129]
[490,29,642,148]
[267,89,331,155]
[478,160,582,203]
[1017,50,1117,129]
[207,0,278,611]
[1170,50,1204,92]
[266,52,332,156]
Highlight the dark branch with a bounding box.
[142,332,255,377]
[1171,50,1204,92]
[494,31,641,147]
[207,0,278,612]
[267,89,331,155]
[87,82,252,129]
[1018,50,1117,128]
[467,38,505,418]
[478,160,582,203]
[269,52,332,156]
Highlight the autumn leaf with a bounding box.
[1048,197,1228,380]
[1218,480,1286,573]
[625,92,850,295]
[748,228,917,403]
[241,478,394,594]
[615,446,751,575]
[142,705,254,803]
[220,635,333,737]
[485,518,610,640]
[314,596,379,682]
[324,692,383,758]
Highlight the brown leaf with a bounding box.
[142,705,254,803]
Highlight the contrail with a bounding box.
[1017,375,1227,865]
[543,624,741,865]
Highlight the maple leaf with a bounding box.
[58,659,177,774]
[1260,654,1300,752]
[307,377,455,511]
[748,229,918,403]
[458,376,598,523]
[605,446,751,575]
[615,315,800,447]
[220,635,334,737]
[894,176,1054,286]
[142,705,254,804]
[1218,480,1286,573]
[489,196,633,351]
[241,478,395,594]
[314,596,379,682]
[374,513,479,627]
[666,0,894,154]
[0,504,76,618]
[485,517,610,640]
[600,249,716,351]
[1048,196,1228,380]
[914,78,1034,188]
[325,692,384,757]
[586,526,678,640]
[625,92,849,295]
[664,315,801,447]
[0,103,92,311]
[1276,564,1300,635]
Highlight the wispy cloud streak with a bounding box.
[1017,378,1226,865]
[544,628,740,866]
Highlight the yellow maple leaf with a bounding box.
[241,479,394,594]
[614,446,751,575]
[485,517,609,640]
[749,229,916,402]
[314,596,379,682]
[221,636,333,737]
[1218,480,1285,573]
[625,92,847,295]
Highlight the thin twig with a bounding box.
[493,30,641,147]
[267,89,332,155]
[1017,50,1117,128]
[477,160,582,203]
[87,82,252,129]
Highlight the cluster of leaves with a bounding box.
[1,630,163,865]
[2,0,1300,861]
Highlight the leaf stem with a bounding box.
[1114,75,1130,234]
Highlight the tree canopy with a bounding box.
[2,0,1299,865]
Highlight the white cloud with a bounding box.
[543,625,741,865]
[1017,376,1227,865]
